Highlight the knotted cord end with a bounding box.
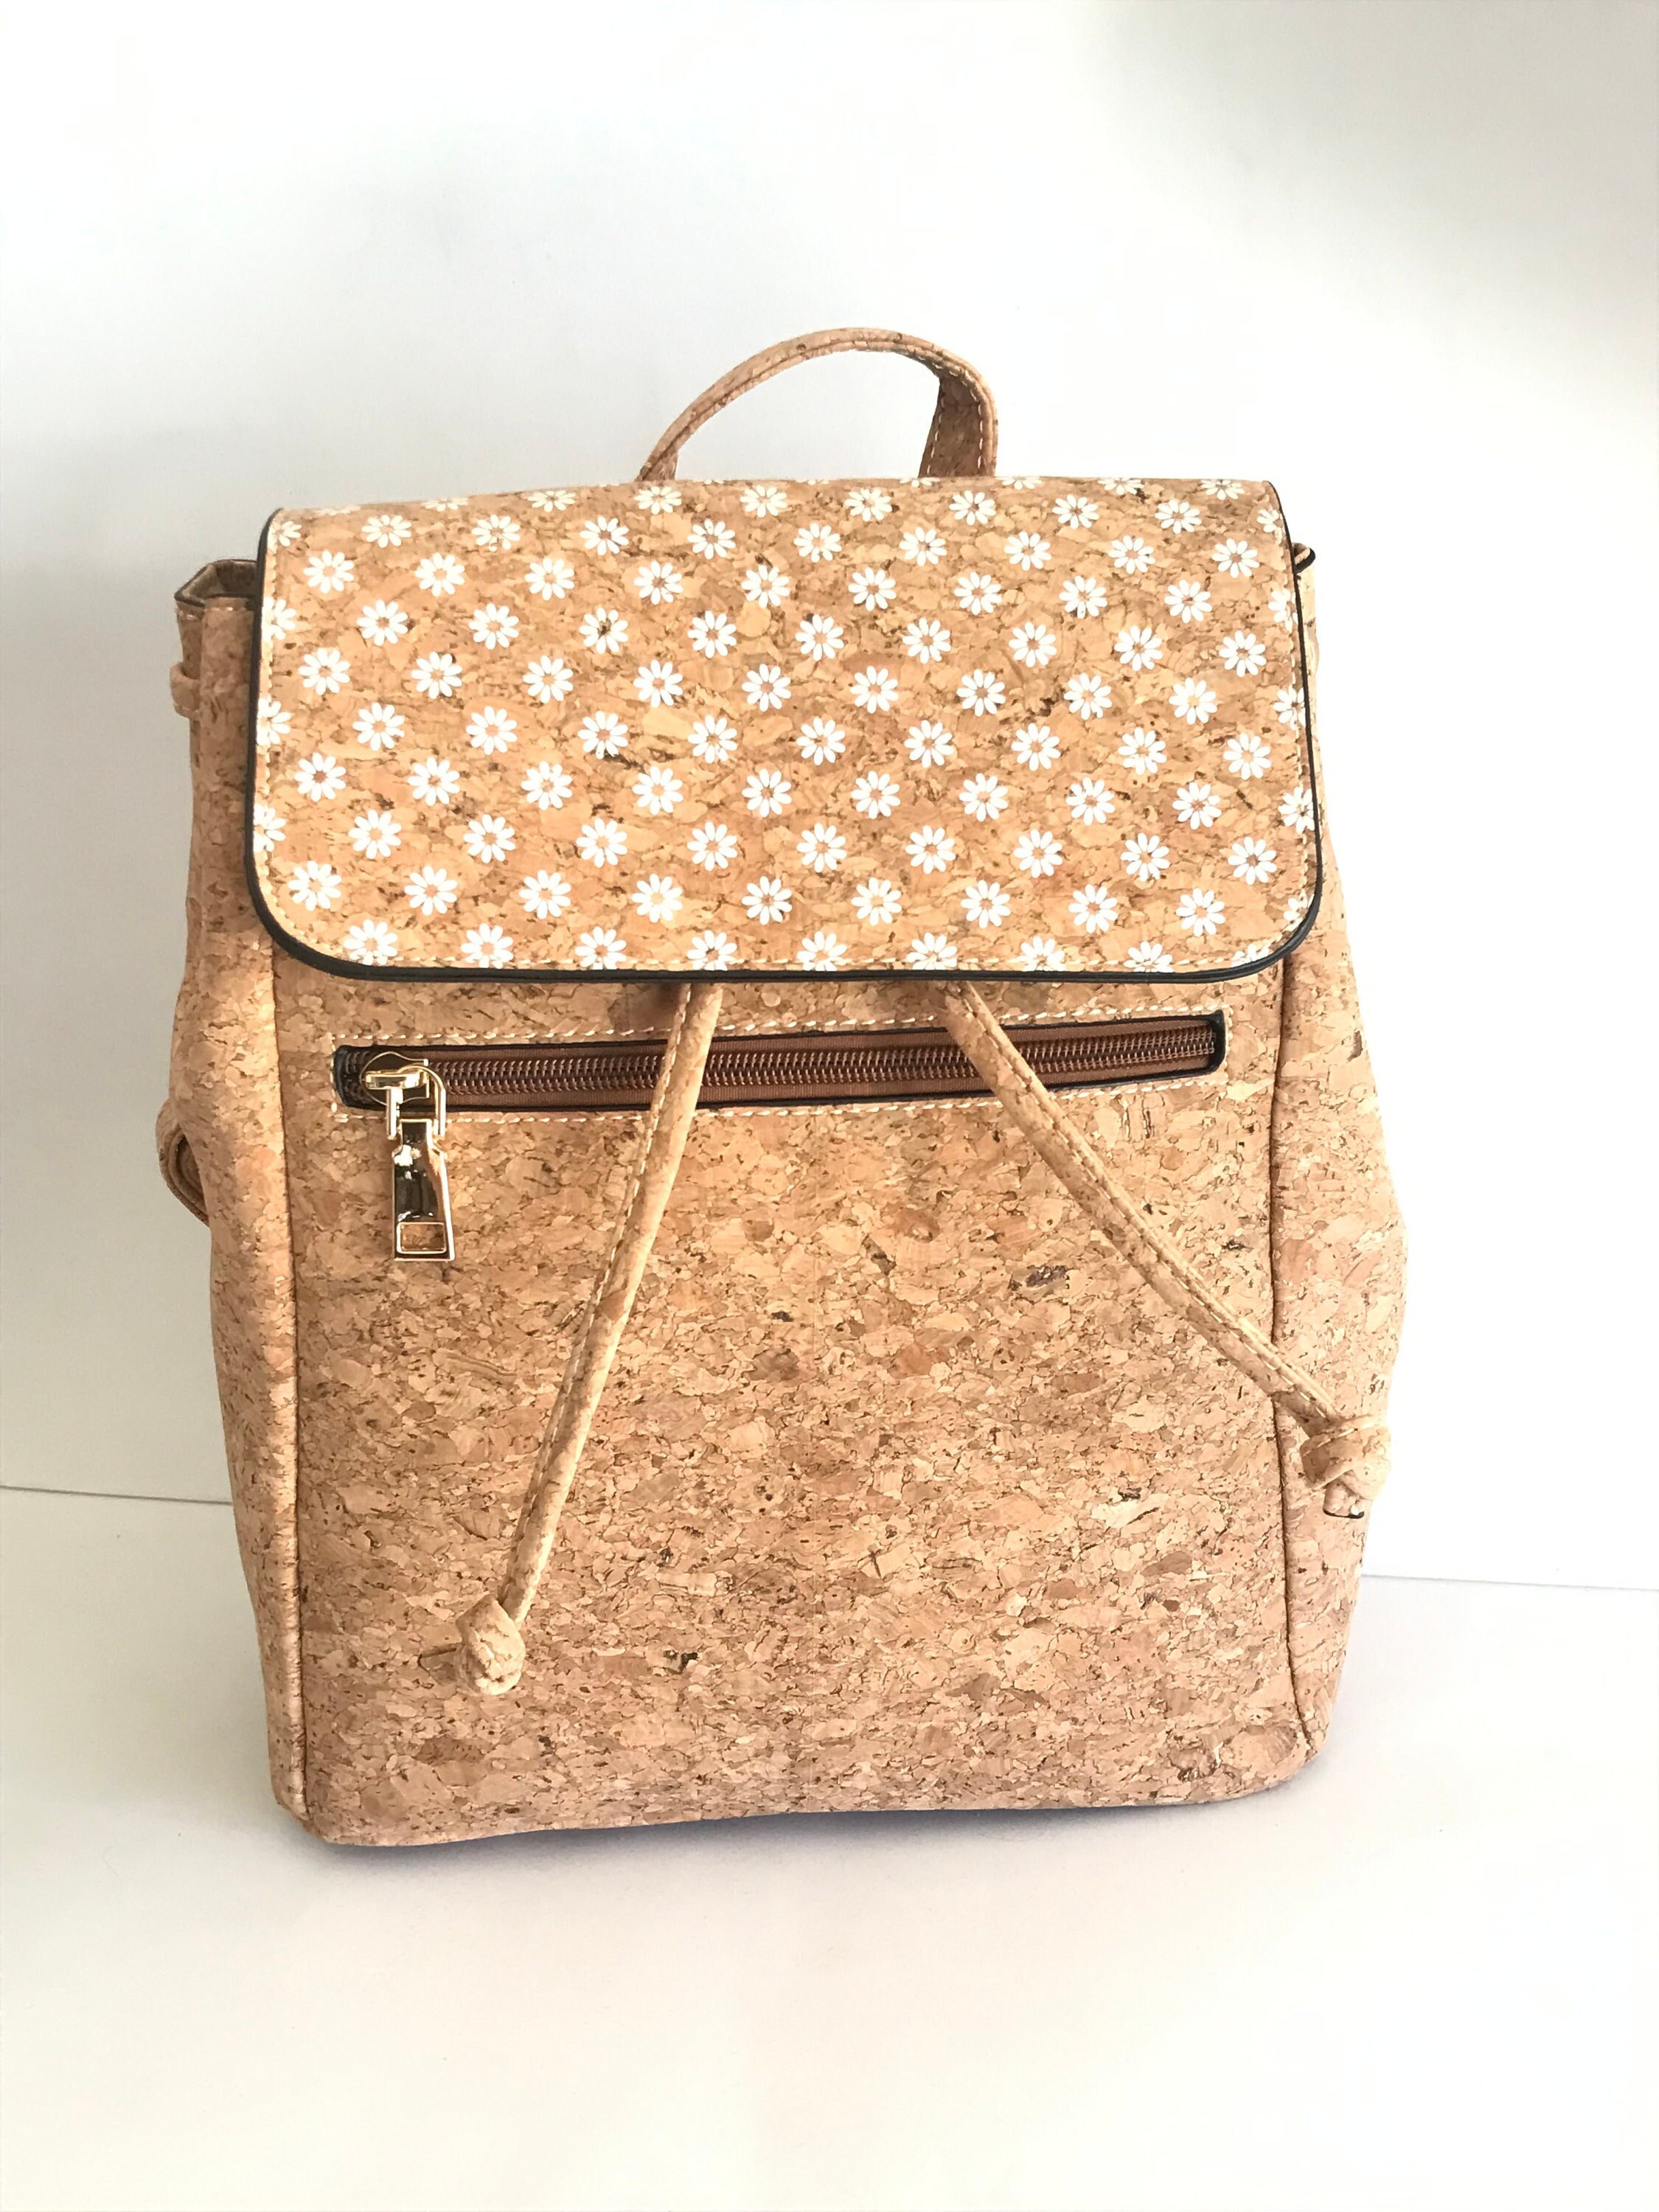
[1301,1418,1391,1519]
[454,1595,526,1696]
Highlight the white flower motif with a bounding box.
[688,714,737,765]
[1228,838,1279,884]
[743,663,790,711]
[904,616,952,663]
[957,669,1006,717]
[471,514,521,552]
[1178,888,1225,937]
[962,879,1011,928]
[1273,685,1306,726]
[688,820,740,871]
[1019,936,1067,972]
[849,566,896,610]
[795,614,844,662]
[1279,784,1314,835]
[1109,535,1154,575]
[632,874,684,924]
[580,712,629,758]
[1012,828,1063,877]
[295,751,345,801]
[1155,498,1202,535]
[1223,732,1271,779]
[580,608,628,655]
[689,518,737,561]
[632,765,684,815]
[905,826,956,874]
[635,483,682,515]
[959,773,1010,821]
[1060,574,1108,619]
[740,484,787,518]
[743,877,792,924]
[361,513,411,548]
[1166,579,1211,624]
[1062,672,1110,720]
[523,655,574,705]
[1201,479,1244,500]
[796,717,845,764]
[852,771,901,818]
[744,768,792,815]
[526,557,575,601]
[466,706,518,755]
[411,652,462,699]
[689,611,739,659]
[1070,885,1119,935]
[526,489,577,512]
[851,666,900,713]
[349,807,400,858]
[299,647,349,696]
[1219,630,1266,678]
[1066,776,1115,824]
[422,498,466,513]
[852,877,902,925]
[352,703,404,751]
[464,813,515,863]
[797,931,848,971]
[263,597,299,639]
[1212,538,1259,579]
[415,553,465,597]
[462,922,514,967]
[1126,939,1173,972]
[1116,625,1164,672]
[251,801,286,854]
[357,600,408,645]
[908,933,957,970]
[796,823,846,873]
[1121,833,1171,883]
[950,489,996,524]
[408,755,460,807]
[1011,723,1060,771]
[686,930,739,970]
[404,864,458,915]
[286,860,341,911]
[519,869,571,920]
[1009,622,1057,669]
[1284,891,1312,929]
[634,658,684,707]
[581,516,630,556]
[255,697,292,749]
[953,571,1004,615]
[794,523,841,563]
[1256,507,1286,538]
[905,720,955,767]
[845,487,893,521]
[1004,476,1043,490]
[1004,531,1051,571]
[576,818,628,867]
[269,521,302,549]
[1174,780,1222,827]
[1119,727,1166,778]
[521,760,574,811]
[633,560,684,605]
[1169,678,1219,726]
[576,927,628,969]
[1054,494,1099,529]
[899,526,946,568]
[344,919,398,964]
[1268,585,1296,632]
[304,549,355,594]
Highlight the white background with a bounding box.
[3,3,1655,1574]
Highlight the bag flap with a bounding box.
[248,477,1318,980]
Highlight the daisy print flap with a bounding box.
[249,476,1318,978]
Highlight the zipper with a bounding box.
[340,1013,1222,1262]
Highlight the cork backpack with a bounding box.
[159,329,1405,1846]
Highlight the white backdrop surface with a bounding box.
[2,0,1654,1586]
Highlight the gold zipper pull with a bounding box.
[361,1054,454,1262]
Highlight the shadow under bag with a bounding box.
[159,329,1404,1846]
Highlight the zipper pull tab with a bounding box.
[361,1054,454,1262]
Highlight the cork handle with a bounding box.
[636,327,998,484]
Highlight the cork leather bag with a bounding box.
[159,330,1404,1846]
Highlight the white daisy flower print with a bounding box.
[906,720,955,767]
[689,611,739,659]
[518,868,573,921]
[632,874,684,924]
[408,756,460,807]
[795,613,844,663]
[953,571,1004,615]
[526,557,575,602]
[263,597,300,640]
[1119,728,1167,777]
[404,864,458,915]
[1054,494,1099,529]
[295,751,345,802]
[1169,678,1219,726]
[462,923,514,967]
[1125,940,1172,972]
[269,520,302,550]
[688,518,737,561]
[1009,622,1057,669]
[744,768,792,816]
[1273,685,1306,727]
[523,655,574,705]
[1173,780,1222,827]
[304,549,355,594]
[1109,535,1154,575]
[1256,507,1285,537]
[1066,776,1115,824]
[1060,574,1108,619]
[471,515,521,552]
[632,765,684,815]
[422,498,466,513]
[851,666,900,713]
[1283,891,1312,929]
[959,773,1010,822]
[357,600,409,645]
[794,523,841,563]
[411,652,462,700]
[740,563,791,610]
[286,860,341,911]
[1020,936,1067,972]
[352,703,405,751]
[1178,888,1225,936]
[576,818,627,867]
[958,669,1005,717]
[906,826,956,874]
[899,526,946,568]
[1004,531,1051,571]
[688,714,738,765]
[1011,723,1060,771]
[740,484,787,518]
[255,697,292,749]
[1223,732,1271,779]
[852,877,902,925]
[580,516,630,556]
[521,760,574,811]
[1201,479,1244,500]
[845,487,893,522]
[466,706,518,755]
[1122,833,1171,884]
[744,664,790,711]
[344,918,398,964]
[361,513,411,548]
[299,647,349,696]
[962,879,1010,929]
[1228,838,1279,884]
[852,771,900,818]
[904,617,952,663]
[796,717,845,765]
[415,553,465,597]
[634,483,681,515]
[798,931,849,972]
[688,820,740,871]
[576,927,628,969]
[580,712,629,758]
[1062,672,1110,720]
[526,490,575,512]
[251,801,286,855]
[1012,828,1062,877]
[686,930,738,970]
[1279,783,1314,835]
[849,566,897,610]
[1268,585,1295,632]
[797,823,846,873]
[1155,498,1201,535]
[951,489,997,524]
[349,807,400,858]
[580,608,628,655]
[633,560,684,605]
[634,658,684,707]
[1116,625,1163,672]
[1099,476,1144,496]
[1219,630,1266,678]
[1212,538,1259,579]
[743,877,792,925]
[464,813,515,863]
[907,933,957,970]
[1166,579,1211,624]
[1004,476,1043,490]
[1070,885,1119,934]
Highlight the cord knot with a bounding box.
[1301,1418,1391,1518]
[454,1596,526,1696]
